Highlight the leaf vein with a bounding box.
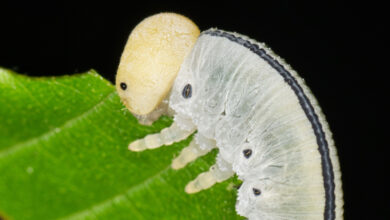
[0,91,116,159]
[61,166,171,220]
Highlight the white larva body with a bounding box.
[168,29,343,219]
[117,13,343,220]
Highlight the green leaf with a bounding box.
[0,68,242,220]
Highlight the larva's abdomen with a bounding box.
[172,29,343,219]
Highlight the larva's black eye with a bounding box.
[253,188,261,196]
[120,82,127,90]
[243,149,252,158]
[182,84,192,98]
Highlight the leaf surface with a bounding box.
[0,68,242,220]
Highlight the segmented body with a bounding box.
[169,29,343,219]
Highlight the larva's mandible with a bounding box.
[116,13,343,220]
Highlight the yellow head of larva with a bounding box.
[116,13,200,116]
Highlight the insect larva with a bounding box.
[116,12,343,220]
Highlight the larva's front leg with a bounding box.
[185,157,234,194]
[129,122,195,152]
[171,136,215,170]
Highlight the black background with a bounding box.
[0,1,386,219]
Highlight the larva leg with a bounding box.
[129,122,195,152]
[185,158,234,194]
[171,139,213,170]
